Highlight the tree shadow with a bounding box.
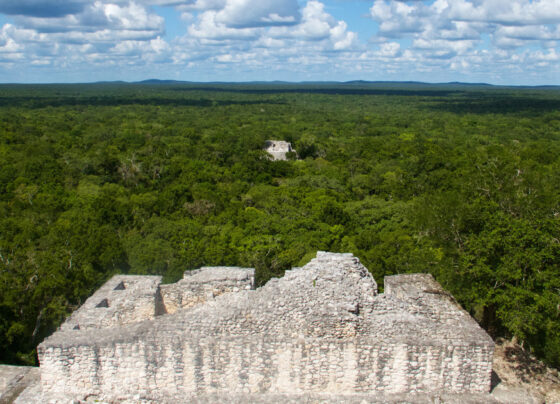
[170,86,460,97]
[427,95,560,115]
[0,96,284,109]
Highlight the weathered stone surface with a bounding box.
[264,140,295,160]
[60,275,162,331]
[160,266,254,314]
[0,365,40,404]
[490,384,544,404]
[35,251,494,402]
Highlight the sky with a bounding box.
[0,0,559,85]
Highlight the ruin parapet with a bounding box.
[59,275,162,331]
[159,266,255,314]
[37,252,494,402]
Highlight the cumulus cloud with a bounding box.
[0,0,169,76]
[285,1,335,40]
[109,36,172,63]
[268,1,358,50]
[188,10,261,39]
[377,41,400,57]
[185,0,359,68]
[370,0,426,36]
[445,0,560,26]
[214,0,299,28]
[0,0,362,80]
[11,2,164,38]
[364,0,560,83]
[370,0,560,48]
[0,25,24,65]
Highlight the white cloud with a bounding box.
[107,36,172,63]
[253,36,285,48]
[272,1,331,40]
[104,2,162,30]
[331,21,357,50]
[174,0,301,27]
[377,41,400,57]
[370,0,428,37]
[0,25,24,65]
[183,0,359,72]
[370,0,560,47]
[12,2,164,38]
[215,0,299,28]
[188,10,261,39]
[268,1,359,50]
[0,1,170,77]
[445,0,560,26]
[365,0,560,82]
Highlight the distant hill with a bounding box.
[137,79,192,84]
[127,79,559,90]
[0,79,557,90]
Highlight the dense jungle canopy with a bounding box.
[0,82,559,368]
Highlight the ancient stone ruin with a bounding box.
[264,140,295,160]
[32,252,494,402]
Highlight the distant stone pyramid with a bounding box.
[264,140,296,160]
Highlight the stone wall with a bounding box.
[37,252,494,402]
[60,275,162,331]
[159,267,254,314]
[38,336,493,401]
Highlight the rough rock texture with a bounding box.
[60,275,162,331]
[264,140,295,161]
[0,365,40,404]
[160,267,254,314]
[35,252,494,402]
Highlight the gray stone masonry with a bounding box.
[36,252,494,402]
[264,140,295,160]
[160,267,255,314]
[60,275,162,331]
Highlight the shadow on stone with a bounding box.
[95,299,109,308]
[113,281,126,291]
[490,370,502,392]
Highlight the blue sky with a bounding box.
[0,0,559,84]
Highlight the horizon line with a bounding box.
[0,79,559,88]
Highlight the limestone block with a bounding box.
[59,275,162,331]
[159,267,254,314]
